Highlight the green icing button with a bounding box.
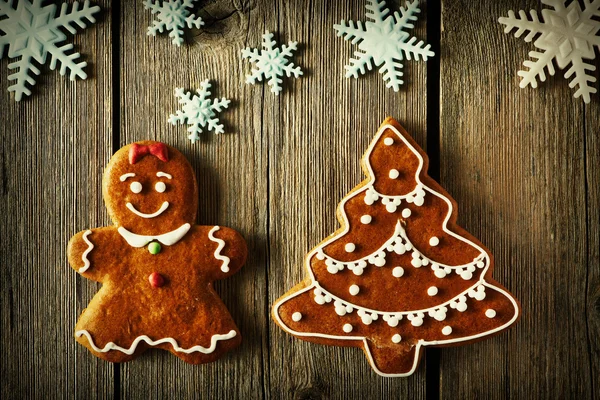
[148,242,161,255]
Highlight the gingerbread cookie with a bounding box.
[272,118,520,377]
[68,141,247,364]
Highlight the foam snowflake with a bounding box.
[0,0,100,101]
[168,80,231,143]
[241,30,303,95]
[144,0,204,47]
[334,0,434,91]
[499,0,600,103]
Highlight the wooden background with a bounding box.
[1,0,598,398]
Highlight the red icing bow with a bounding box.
[129,143,169,164]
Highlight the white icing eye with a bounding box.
[130,182,142,193]
[155,182,167,193]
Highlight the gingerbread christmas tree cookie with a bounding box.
[272,118,520,377]
[68,142,247,364]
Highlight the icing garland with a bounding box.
[311,279,489,326]
[208,226,231,273]
[364,184,426,211]
[75,329,237,355]
[316,220,486,278]
[79,230,94,273]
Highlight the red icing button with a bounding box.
[148,272,165,288]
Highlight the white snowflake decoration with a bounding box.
[168,80,231,143]
[334,0,434,91]
[144,0,204,47]
[499,0,600,103]
[241,30,303,95]
[0,0,100,101]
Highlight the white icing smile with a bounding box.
[126,201,169,218]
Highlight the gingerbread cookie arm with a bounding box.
[186,226,247,280]
[67,227,120,282]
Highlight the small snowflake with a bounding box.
[144,0,204,47]
[241,30,303,95]
[334,0,434,91]
[499,0,600,103]
[168,80,231,143]
[0,0,100,101]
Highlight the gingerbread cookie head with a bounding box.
[103,141,198,235]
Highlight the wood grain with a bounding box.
[2,0,598,398]
[0,0,114,398]
[439,0,599,398]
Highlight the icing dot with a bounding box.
[148,272,165,288]
[345,243,356,253]
[292,312,302,322]
[392,266,404,278]
[349,284,360,296]
[148,242,161,255]
[343,323,353,333]
[155,182,166,193]
[130,181,142,194]
[389,169,400,179]
[401,208,411,218]
[392,334,402,343]
[360,215,372,224]
[485,309,497,318]
[384,137,394,146]
[427,286,438,296]
[442,326,452,335]
[429,236,440,246]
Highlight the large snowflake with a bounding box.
[144,0,203,47]
[168,79,231,143]
[334,0,434,91]
[499,0,600,103]
[241,30,303,95]
[0,0,100,101]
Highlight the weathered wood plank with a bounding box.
[439,0,595,397]
[118,1,269,398]
[265,0,430,398]
[0,0,114,398]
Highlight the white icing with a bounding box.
[130,182,143,194]
[401,208,411,218]
[126,201,169,218]
[349,284,360,296]
[442,326,452,335]
[120,173,135,182]
[389,169,400,179]
[155,182,166,193]
[429,236,439,246]
[316,220,485,277]
[75,329,237,355]
[360,215,372,224]
[118,223,190,247]
[392,266,404,278]
[392,334,402,343]
[78,230,94,273]
[427,286,438,296]
[383,137,394,146]
[292,312,302,322]
[343,323,353,333]
[208,226,231,273]
[156,171,172,179]
[485,309,496,318]
[344,243,356,253]
[272,123,520,377]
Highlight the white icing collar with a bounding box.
[118,223,191,248]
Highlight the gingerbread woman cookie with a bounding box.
[273,118,520,377]
[68,142,247,364]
